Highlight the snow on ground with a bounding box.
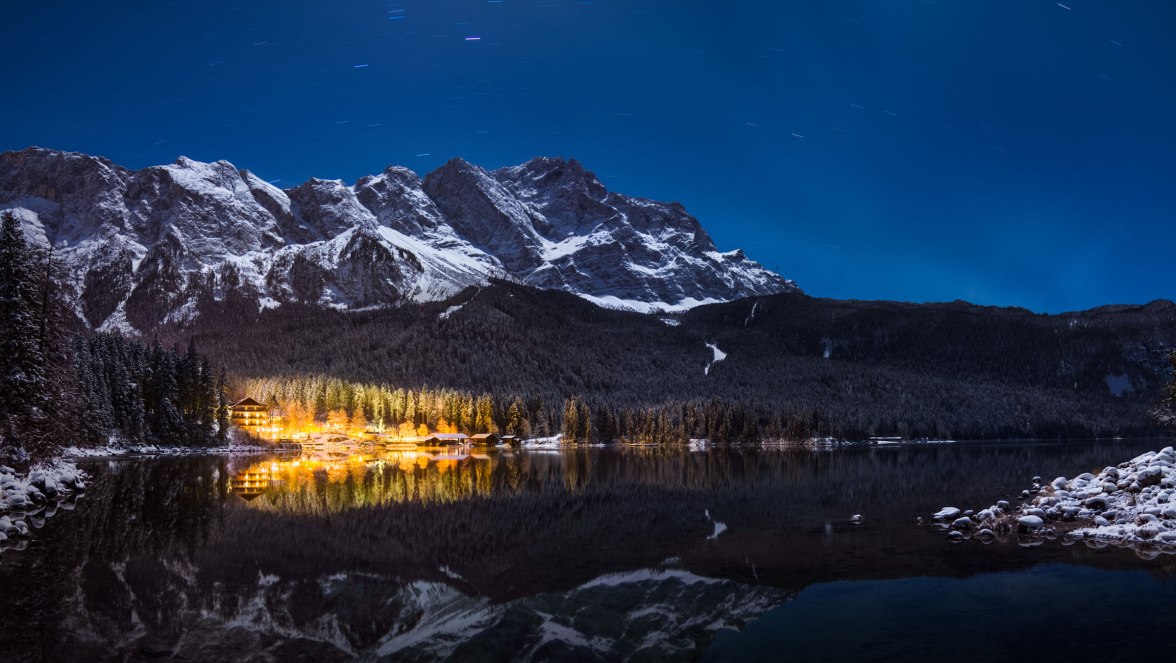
[704,509,727,541]
[744,300,758,327]
[518,435,607,450]
[574,292,725,314]
[438,302,465,319]
[1,460,88,552]
[704,342,727,376]
[61,443,280,458]
[520,435,563,449]
[932,446,1176,555]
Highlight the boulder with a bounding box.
[933,507,962,521]
[1018,515,1044,531]
[1085,496,1109,511]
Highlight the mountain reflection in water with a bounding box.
[2,441,1176,661]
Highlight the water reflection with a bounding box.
[3,441,1176,661]
[227,448,503,511]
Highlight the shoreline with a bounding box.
[1,459,88,554]
[933,445,1176,558]
[61,443,291,459]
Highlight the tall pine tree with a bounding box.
[0,212,50,456]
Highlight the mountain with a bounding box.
[0,147,797,332]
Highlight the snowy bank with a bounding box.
[1,459,88,554]
[519,436,607,450]
[61,443,284,458]
[933,446,1176,556]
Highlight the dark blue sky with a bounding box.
[3,1,1174,312]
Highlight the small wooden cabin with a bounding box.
[471,433,499,446]
[421,433,470,446]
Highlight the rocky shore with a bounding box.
[933,446,1176,557]
[0,460,88,554]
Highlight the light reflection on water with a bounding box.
[228,446,580,510]
[2,440,1175,661]
[229,447,500,509]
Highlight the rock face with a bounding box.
[0,148,798,332]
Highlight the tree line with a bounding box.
[1,211,77,459]
[236,374,551,438]
[1,211,226,460]
[236,374,844,444]
[182,282,1175,442]
[74,335,229,447]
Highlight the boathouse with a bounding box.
[471,433,499,446]
[421,433,470,446]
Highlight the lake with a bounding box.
[2,440,1175,661]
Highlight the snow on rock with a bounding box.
[952,516,974,529]
[933,507,962,521]
[933,446,1176,556]
[0,460,88,554]
[1018,515,1044,530]
[61,443,278,458]
[0,148,800,332]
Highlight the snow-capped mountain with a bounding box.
[0,147,798,332]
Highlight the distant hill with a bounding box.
[177,281,1176,440]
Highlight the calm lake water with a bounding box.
[2,440,1175,662]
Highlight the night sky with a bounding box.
[2,0,1174,313]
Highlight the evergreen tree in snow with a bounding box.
[505,396,530,437]
[216,368,230,443]
[0,212,50,455]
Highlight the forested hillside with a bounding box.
[174,281,1176,441]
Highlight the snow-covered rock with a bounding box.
[933,507,962,521]
[952,516,974,529]
[0,460,88,553]
[61,443,277,458]
[0,148,800,331]
[1018,515,1044,530]
[935,447,1176,554]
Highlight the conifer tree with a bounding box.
[0,212,50,454]
[198,357,216,443]
[562,397,580,443]
[506,397,530,437]
[216,368,230,444]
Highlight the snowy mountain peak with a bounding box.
[0,147,799,331]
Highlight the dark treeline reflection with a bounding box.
[4,443,1176,661]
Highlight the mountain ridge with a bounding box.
[0,147,798,332]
